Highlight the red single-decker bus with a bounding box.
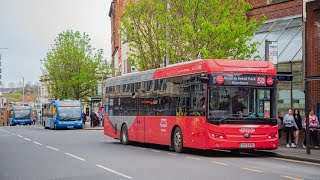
[104,59,278,152]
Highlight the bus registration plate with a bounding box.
[240,143,255,148]
[67,126,74,128]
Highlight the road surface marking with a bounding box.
[138,147,146,150]
[186,156,201,161]
[65,153,86,162]
[211,161,228,166]
[33,141,42,145]
[96,164,133,179]
[24,138,31,141]
[272,157,320,166]
[241,168,263,173]
[45,146,60,151]
[167,153,177,156]
[151,150,161,153]
[17,135,23,138]
[281,176,303,180]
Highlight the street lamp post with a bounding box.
[22,77,25,104]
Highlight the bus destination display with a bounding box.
[213,74,268,86]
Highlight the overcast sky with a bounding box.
[0,0,112,87]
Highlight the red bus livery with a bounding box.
[104,59,278,152]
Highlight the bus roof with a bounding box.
[106,59,276,87]
[12,106,31,110]
[53,100,81,107]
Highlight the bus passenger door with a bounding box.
[137,97,146,143]
[137,117,145,143]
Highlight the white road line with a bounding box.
[24,138,31,141]
[65,153,86,162]
[17,135,23,137]
[211,161,228,166]
[167,153,177,156]
[241,168,263,173]
[151,150,161,153]
[45,146,60,151]
[272,157,320,166]
[33,141,42,145]
[138,147,146,150]
[281,176,303,180]
[186,156,201,161]
[96,164,133,179]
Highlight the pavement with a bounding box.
[83,121,103,130]
[263,146,320,164]
[1,125,320,180]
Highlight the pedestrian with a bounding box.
[90,111,96,128]
[277,112,283,139]
[283,108,298,148]
[82,112,86,126]
[293,109,303,147]
[303,109,319,148]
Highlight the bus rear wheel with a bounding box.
[173,127,184,153]
[120,124,129,145]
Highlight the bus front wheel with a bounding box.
[120,124,129,145]
[173,127,184,153]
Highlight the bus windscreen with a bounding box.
[58,107,81,120]
[208,87,273,120]
[14,110,31,119]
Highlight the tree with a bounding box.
[44,30,110,100]
[121,0,264,71]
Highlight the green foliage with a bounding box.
[44,30,110,100]
[121,0,265,70]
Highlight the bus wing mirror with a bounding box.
[200,77,209,83]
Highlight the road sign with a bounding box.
[265,40,278,67]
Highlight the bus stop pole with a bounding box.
[305,79,311,154]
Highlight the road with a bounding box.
[0,125,319,180]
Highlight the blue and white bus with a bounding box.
[9,106,33,126]
[42,100,83,130]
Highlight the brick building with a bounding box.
[248,0,305,116]
[107,0,320,116]
[108,0,134,76]
[305,0,320,116]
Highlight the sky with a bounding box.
[0,0,112,87]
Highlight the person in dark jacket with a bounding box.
[277,112,283,139]
[82,112,86,126]
[90,112,96,127]
[293,109,302,147]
